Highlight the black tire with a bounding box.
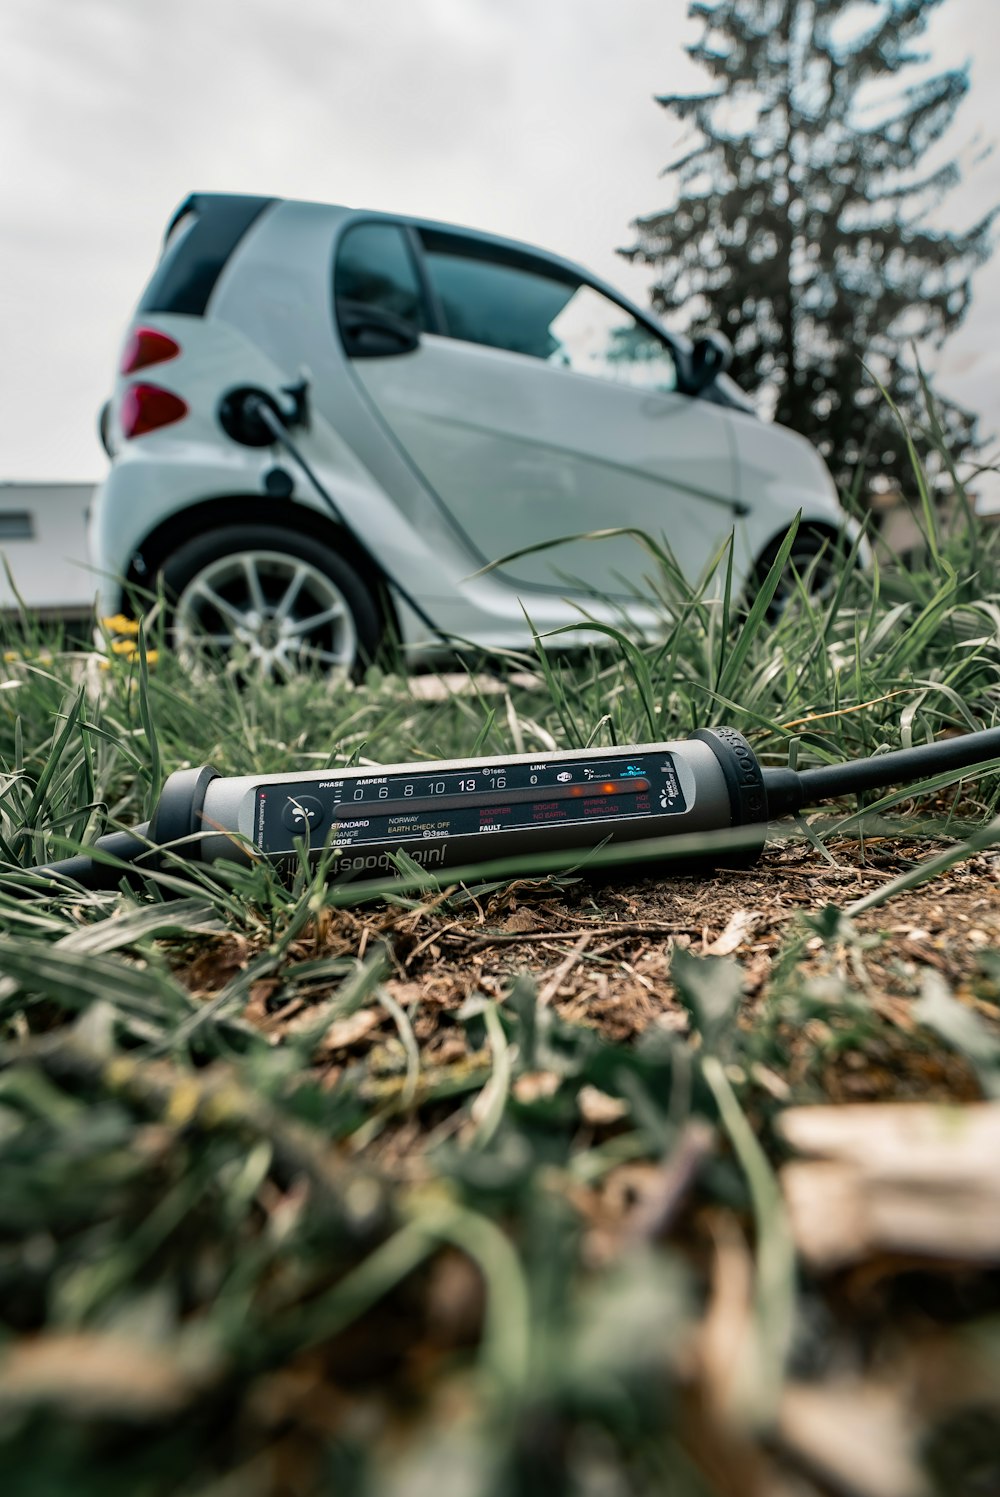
[748,527,839,620]
[159,524,382,679]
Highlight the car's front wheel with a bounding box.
[160,525,381,679]
[749,526,841,619]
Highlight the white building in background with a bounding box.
[0,482,96,620]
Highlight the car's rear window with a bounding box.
[139,194,275,317]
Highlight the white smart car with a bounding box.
[92,193,859,674]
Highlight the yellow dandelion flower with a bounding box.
[101,614,141,637]
[111,639,139,656]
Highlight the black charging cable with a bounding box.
[219,385,452,648]
[24,826,154,892]
[762,727,1000,817]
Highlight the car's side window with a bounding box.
[547,284,678,393]
[419,231,576,358]
[334,222,428,328]
[418,230,678,393]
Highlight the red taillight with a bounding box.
[120,326,181,374]
[120,383,189,439]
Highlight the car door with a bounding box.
[336,221,742,598]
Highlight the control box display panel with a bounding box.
[255,750,687,858]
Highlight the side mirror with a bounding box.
[689,332,733,393]
[337,301,421,359]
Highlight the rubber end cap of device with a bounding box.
[150,765,221,858]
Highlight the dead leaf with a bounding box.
[500,907,541,934]
[778,1102,1000,1269]
[577,1085,628,1126]
[777,1379,931,1497]
[692,1210,756,1426]
[512,1070,560,1104]
[0,1333,215,1419]
[295,1007,381,1054]
[704,909,763,957]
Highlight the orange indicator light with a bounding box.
[566,777,648,797]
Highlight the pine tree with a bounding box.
[622,0,995,500]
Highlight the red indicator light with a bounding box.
[120,382,189,439]
[120,326,181,374]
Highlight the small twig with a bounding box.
[463,921,698,952]
[779,688,914,730]
[537,934,592,1007]
[617,957,657,993]
[405,917,467,966]
[627,1119,716,1244]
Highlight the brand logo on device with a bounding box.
[335,844,446,874]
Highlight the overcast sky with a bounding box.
[3,0,1000,499]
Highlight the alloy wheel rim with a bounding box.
[173,550,357,678]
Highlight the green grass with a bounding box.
[1,471,1000,1494]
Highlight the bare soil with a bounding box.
[202,839,997,1098]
